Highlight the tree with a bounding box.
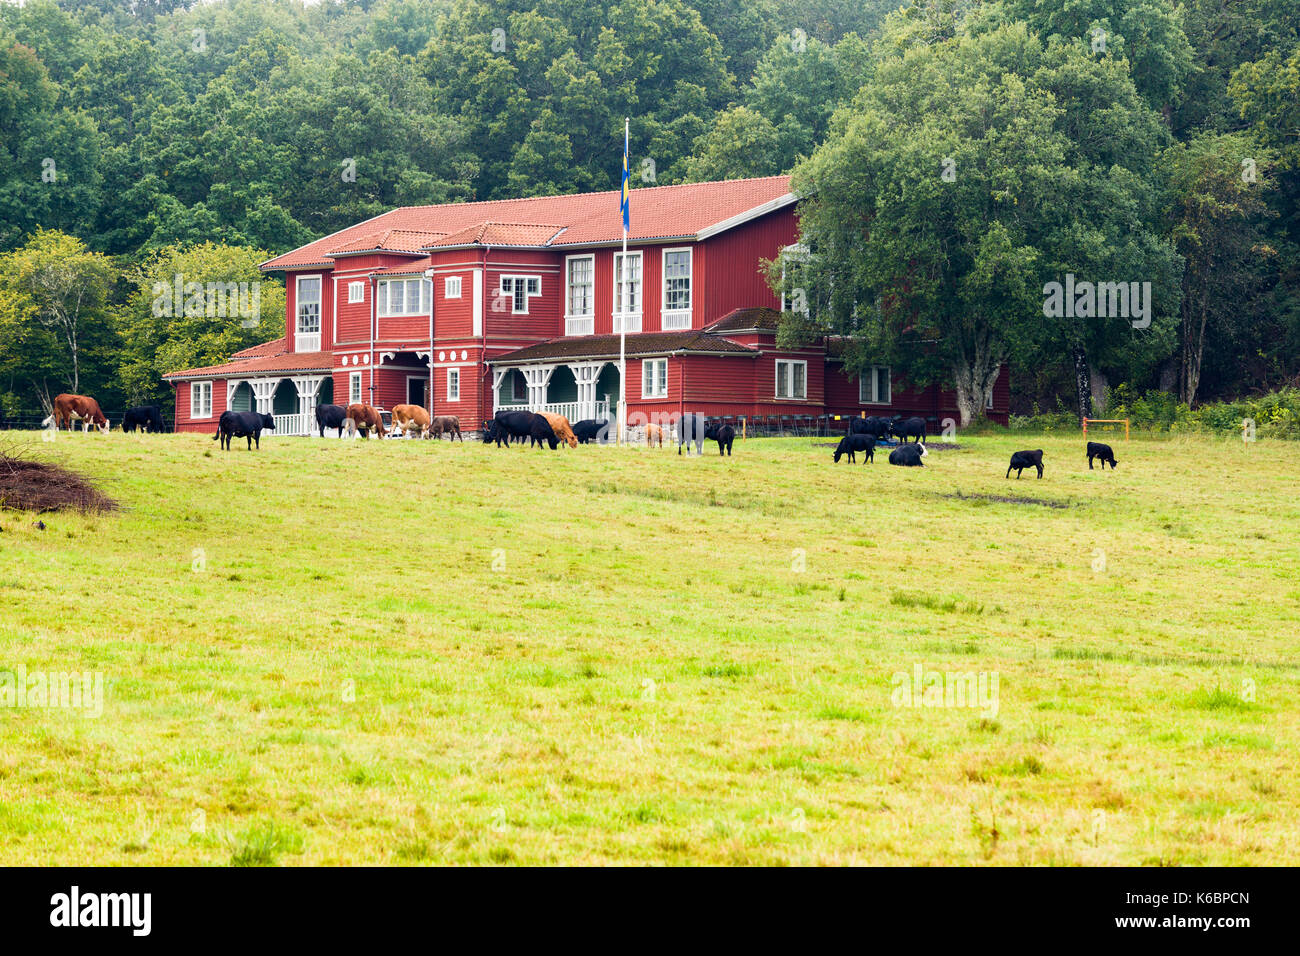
[0,229,117,406]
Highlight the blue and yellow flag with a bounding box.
[620,122,630,233]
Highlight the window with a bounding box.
[859,366,891,405]
[642,358,667,398]
[566,256,594,335]
[377,277,430,316]
[775,359,807,400]
[986,390,995,410]
[349,371,363,405]
[511,371,528,402]
[614,252,642,332]
[297,276,321,350]
[447,368,460,402]
[662,248,692,329]
[779,244,811,315]
[190,381,212,418]
[347,281,364,303]
[500,275,541,314]
[444,276,462,299]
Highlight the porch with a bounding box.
[491,362,619,424]
[227,374,333,437]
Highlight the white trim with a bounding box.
[641,357,667,399]
[447,367,460,402]
[499,274,542,314]
[775,358,808,400]
[613,251,643,333]
[696,192,799,241]
[859,366,891,405]
[295,273,323,352]
[472,268,483,336]
[376,276,431,317]
[660,246,692,330]
[190,381,213,419]
[565,254,595,335]
[444,275,462,298]
[349,371,363,405]
[347,281,365,303]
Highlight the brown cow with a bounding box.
[536,412,578,448]
[50,394,110,433]
[646,423,664,448]
[429,415,462,441]
[345,403,386,439]
[391,404,431,438]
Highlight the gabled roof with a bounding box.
[261,176,794,271]
[704,307,783,334]
[163,338,331,381]
[491,330,758,365]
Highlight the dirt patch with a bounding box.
[0,450,117,514]
[941,491,1072,509]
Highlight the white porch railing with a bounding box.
[271,412,313,436]
[533,400,610,422]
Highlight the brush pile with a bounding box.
[0,449,116,514]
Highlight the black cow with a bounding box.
[1006,449,1044,479]
[850,415,890,439]
[678,413,707,456]
[572,419,610,444]
[890,416,927,443]
[489,410,557,449]
[315,404,347,438]
[888,443,926,467]
[1087,441,1118,470]
[704,421,734,456]
[834,433,875,464]
[122,405,165,433]
[213,411,275,450]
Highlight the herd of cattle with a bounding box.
[38,391,1122,475]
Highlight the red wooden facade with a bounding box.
[164,176,1008,434]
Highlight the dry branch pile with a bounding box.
[0,450,117,514]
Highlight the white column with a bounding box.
[472,268,484,337]
[250,379,277,415]
[522,365,555,410]
[571,362,603,421]
[491,367,509,414]
[292,376,325,433]
[226,380,242,409]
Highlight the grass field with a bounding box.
[1,427,1297,865]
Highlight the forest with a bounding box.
[0,0,1296,422]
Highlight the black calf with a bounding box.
[1087,442,1117,470]
[1006,449,1044,479]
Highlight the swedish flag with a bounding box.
[620,121,630,233]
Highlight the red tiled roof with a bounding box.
[261,176,794,271]
[374,256,433,276]
[426,221,565,248]
[491,330,757,364]
[327,229,446,256]
[163,349,332,381]
[229,336,289,359]
[705,307,783,333]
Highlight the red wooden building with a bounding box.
[164,175,1008,434]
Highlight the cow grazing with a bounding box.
[1087,441,1117,470]
[677,413,707,456]
[489,410,556,449]
[345,403,386,439]
[890,416,927,443]
[316,404,347,438]
[704,421,735,456]
[888,443,927,467]
[391,404,432,438]
[834,433,875,464]
[121,405,164,434]
[850,415,890,440]
[51,394,110,433]
[1006,449,1044,479]
[646,423,664,447]
[536,412,579,448]
[572,419,609,444]
[213,410,275,450]
[429,415,463,441]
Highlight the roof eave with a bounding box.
[695,192,799,241]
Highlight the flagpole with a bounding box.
[618,117,629,447]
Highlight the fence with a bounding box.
[1082,418,1130,440]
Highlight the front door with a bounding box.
[408,376,428,409]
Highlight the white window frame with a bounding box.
[986,389,995,410]
[347,281,365,304]
[296,274,322,351]
[377,277,430,317]
[499,275,541,315]
[775,359,807,400]
[447,368,460,402]
[444,276,462,299]
[641,357,667,399]
[661,247,692,330]
[190,381,212,419]
[613,251,643,333]
[859,366,891,405]
[779,244,810,315]
[349,371,363,405]
[565,255,595,336]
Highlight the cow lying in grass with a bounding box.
[1087,441,1117,469]
[833,433,874,464]
[1006,449,1044,479]
[888,443,926,466]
